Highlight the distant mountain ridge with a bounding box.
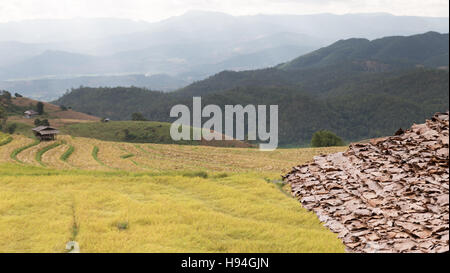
[175,32,449,97]
[53,32,450,146]
[0,11,448,99]
[0,74,189,101]
[279,32,449,70]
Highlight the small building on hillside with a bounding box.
[24,110,39,118]
[32,126,59,141]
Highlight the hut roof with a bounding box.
[37,130,59,135]
[24,110,38,115]
[32,126,59,135]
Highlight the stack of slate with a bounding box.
[283,112,449,253]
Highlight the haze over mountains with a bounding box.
[0,11,448,100]
[54,32,450,146]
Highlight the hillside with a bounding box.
[62,121,252,148]
[1,94,251,147]
[54,40,450,146]
[1,96,99,129]
[53,32,450,146]
[279,32,449,71]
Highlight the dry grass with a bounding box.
[1,134,345,173]
[11,97,98,120]
[8,97,100,130]
[0,134,34,163]
[0,164,345,253]
[0,133,347,253]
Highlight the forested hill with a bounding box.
[173,32,448,98]
[53,32,450,146]
[279,31,449,70]
[53,69,449,146]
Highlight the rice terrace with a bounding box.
[0,129,346,252]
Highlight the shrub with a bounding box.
[115,221,129,230]
[34,119,50,126]
[7,123,17,134]
[131,112,147,121]
[311,130,344,147]
[182,171,208,179]
[213,173,229,179]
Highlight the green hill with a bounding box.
[61,121,253,147]
[279,31,449,70]
[54,69,449,146]
[62,121,180,144]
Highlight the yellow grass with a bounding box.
[41,142,73,169]
[1,134,345,173]
[0,164,345,253]
[0,133,347,253]
[0,134,33,163]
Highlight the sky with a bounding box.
[0,0,448,23]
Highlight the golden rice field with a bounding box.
[0,132,346,253]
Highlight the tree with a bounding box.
[41,119,50,126]
[1,91,12,102]
[122,129,136,141]
[0,106,7,132]
[36,102,44,115]
[60,105,68,111]
[131,112,147,121]
[34,118,50,126]
[7,123,17,134]
[311,130,345,147]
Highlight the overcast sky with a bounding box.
[0,0,448,23]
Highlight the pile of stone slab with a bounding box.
[283,112,449,253]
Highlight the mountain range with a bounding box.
[1,11,449,100]
[53,32,450,146]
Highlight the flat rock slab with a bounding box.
[284,112,449,253]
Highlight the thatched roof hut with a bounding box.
[32,126,59,141]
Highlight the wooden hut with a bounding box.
[32,126,59,141]
[24,110,38,119]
